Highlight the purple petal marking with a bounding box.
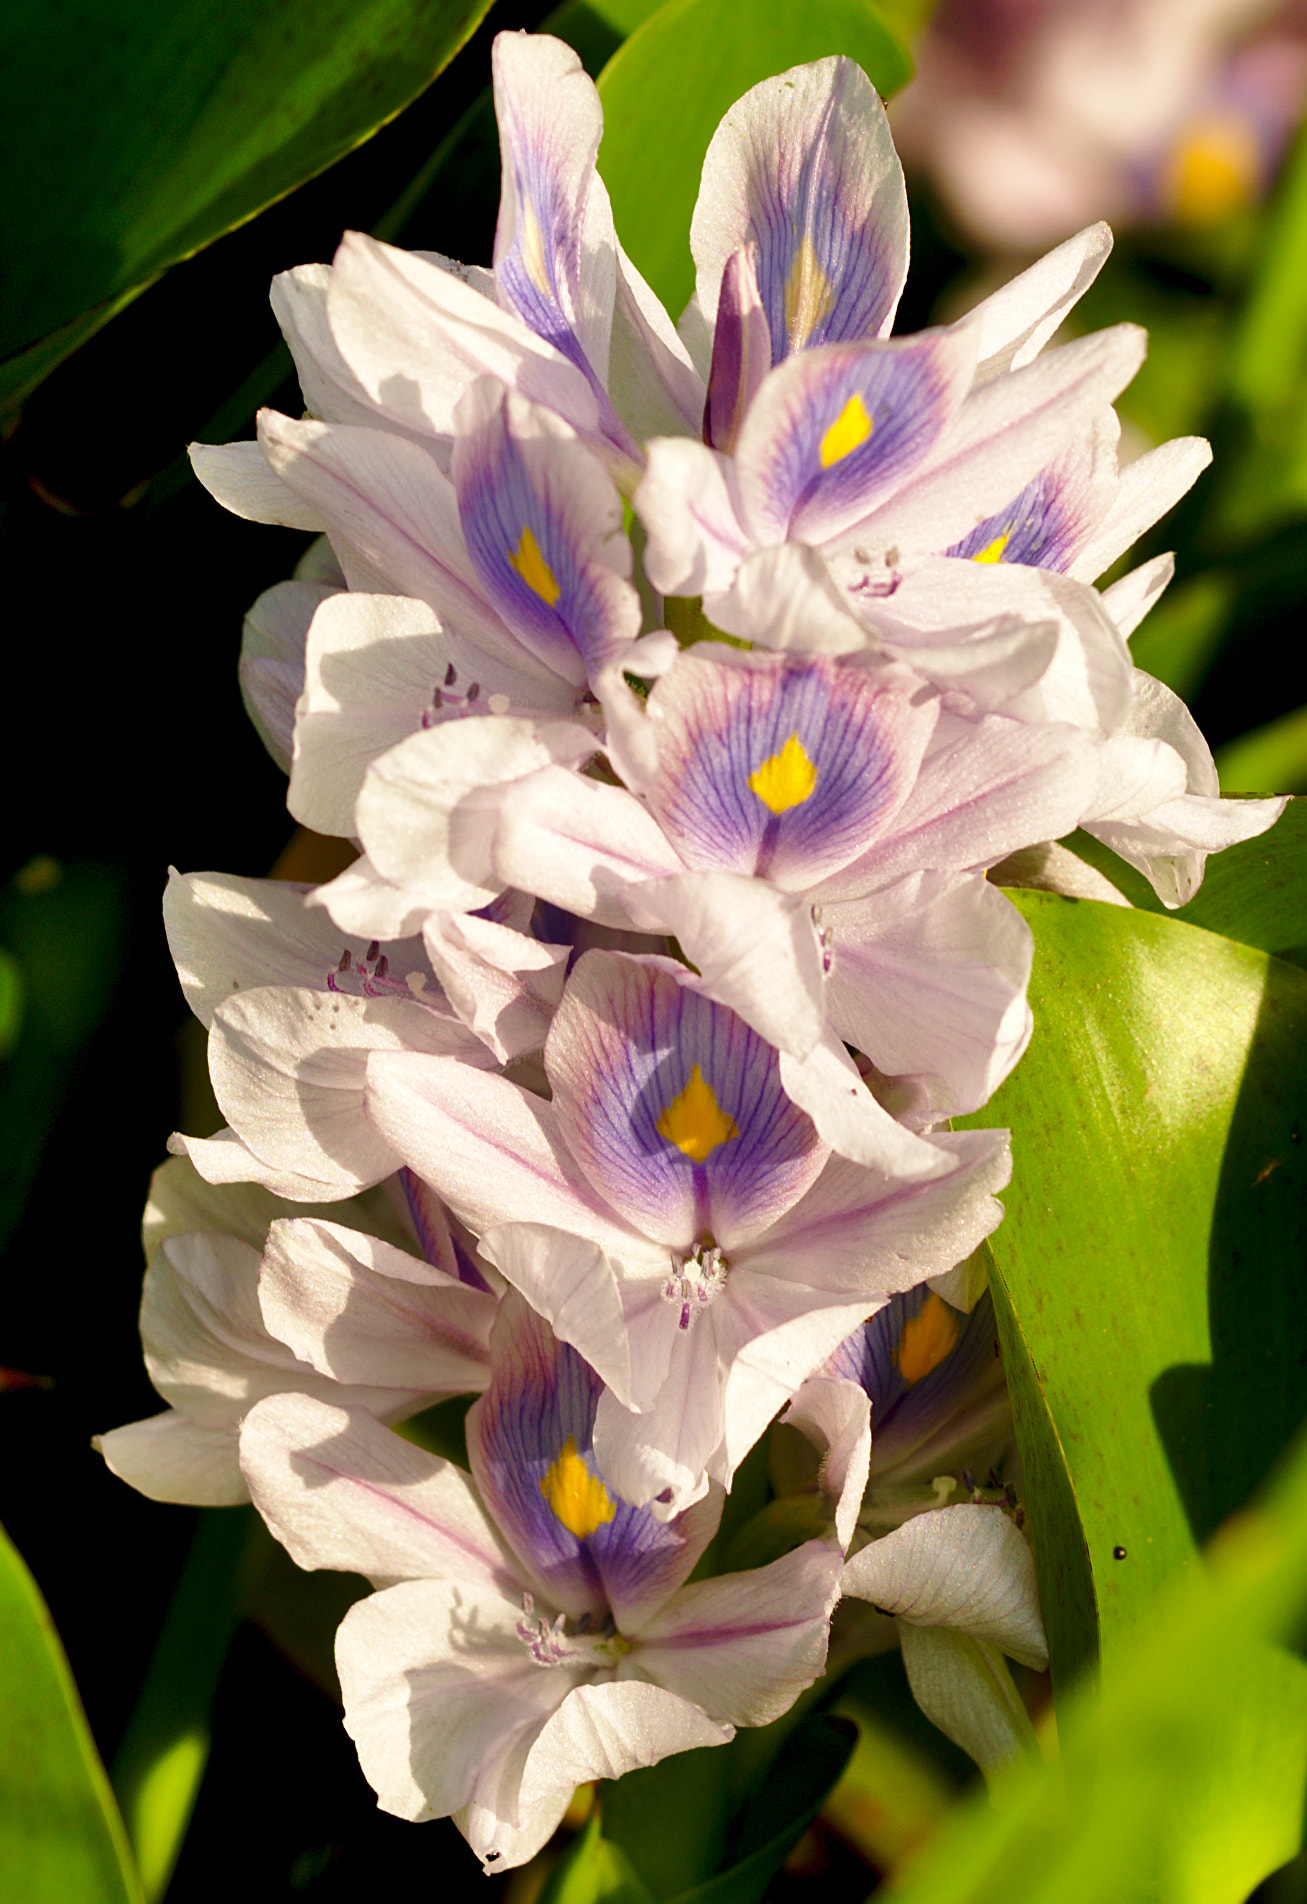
[738,332,972,547]
[826,1285,1002,1474]
[705,245,771,454]
[644,651,937,890]
[467,1295,707,1625]
[945,460,1085,570]
[693,58,908,368]
[545,952,827,1252]
[490,34,635,460]
[453,385,638,686]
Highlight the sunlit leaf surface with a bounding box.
[0,0,497,411]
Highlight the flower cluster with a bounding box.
[100,31,1283,1873]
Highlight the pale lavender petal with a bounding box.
[490,33,616,404]
[742,1132,1011,1297]
[96,1412,248,1507]
[631,1539,842,1722]
[423,907,570,1064]
[545,951,828,1251]
[163,869,442,1030]
[736,329,977,547]
[640,649,939,889]
[607,233,706,443]
[337,1575,569,1824]
[844,325,1147,561]
[363,1051,645,1258]
[967,223,1113,379]
[692,57,908,359]
[208,986,488,1194]
[258,1217,494,1393]
[898,1626,1038,1777]
[290,592,572,841]
[240,1391,519,1589]
[634,436,751,599]
[514,1681,731,1824]
[355,714,598,913]
[944,414,1120,570]
[189,439,325,530]
[491,766,686,926]
[822,871,1034,1120]
[1067,435,1212,582]
[240,579,335,772]
[325,230,602,448]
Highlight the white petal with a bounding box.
[633,1540,842,1722]
[841,1503,1047,1667]
[189,439,325,530]
[240,1391,515,1586]
[95,1412,248,1506]
[898,1625,1039,1778]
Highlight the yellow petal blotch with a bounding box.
[510,526,562,606]
[820,393,873,469]
[748,732,818,813]
[784,235,835,351]
[896,1292,960,1386]
[972,531,1010,565]
[656,1064,740,1163]
[540,1437,617,1539]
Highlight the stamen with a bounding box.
[514,1593,628,1670]
[663,1243,728,1329]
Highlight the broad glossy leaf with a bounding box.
[0,1518,144,1904]
[0,0,496,412]
[962,892,1307,1695]
[596,0,912,320]
[877,1425,1307,1904]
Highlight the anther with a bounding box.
[445,663,457,686]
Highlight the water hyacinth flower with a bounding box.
[239,1295,847,1870]
[364,947,1011,1513]
[780,1284,1047,1774]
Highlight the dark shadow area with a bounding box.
[1151,951,1307,1546]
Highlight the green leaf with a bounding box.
[1230,123,1307,423]
[110,1510,253,1903]
[877,1426,1307,1904]
[596,0,912,320]
[1216,705,1307,798]
[0,1518,144,1904]
[538,1812,657,1904]
[669,1715,856,1904]
[961,892,1307,1698]
[0,0,497,412]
